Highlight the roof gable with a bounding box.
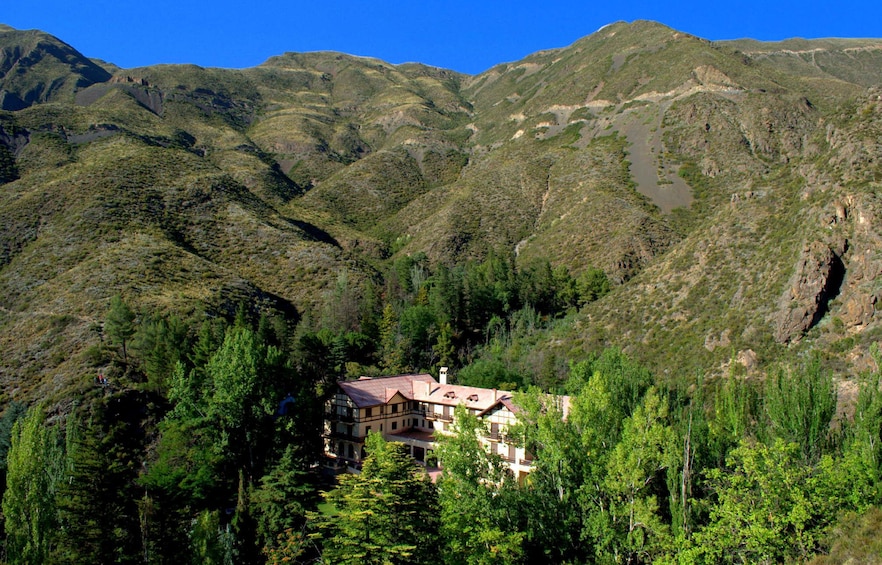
[337,374,436,408]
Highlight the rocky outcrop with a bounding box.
[835,194,882,329]
[775,240,846,343]
[0,123,29,156]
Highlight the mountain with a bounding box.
[1,20,882,400]
[0,26,112,110]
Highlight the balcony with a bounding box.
[323,429,365,442]
[325,410,355,423]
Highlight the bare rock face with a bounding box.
[835,194,882,329]
[693,65,738,88]
[737,349,758,371]
[775,240,846,343]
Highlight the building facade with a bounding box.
[323,370,543,481]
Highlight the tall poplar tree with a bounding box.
[2,407,62,565]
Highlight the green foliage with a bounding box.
[251,445,315,553]
[600,388,678,563]
[398,304,438,370]
[140,416,223,505]
[133,314,191,392]
[433,321,456,369]
[686,438,874,564]
[576,266,611,304]
[512,388,584,561]
[189,509,234,565]
[0,144,18,184]
[2,406,62,565]
[435,406,524,564]
[313,433,439,564]
[849,361,882,485]
[707,374,761,465]
[763,357,838,463]
[568,348,653,421]
[0,401,27,480]
[105,294,136,364]
[5,24,882,564]
[514,355,681,562]
[55,402,143,564]
[456,358,523,391]
[263,528,310,565]
[379,303,403,373]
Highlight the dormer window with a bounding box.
[444,391,456,399]
[467,394,479,402]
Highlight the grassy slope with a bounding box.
[2,21,882,399]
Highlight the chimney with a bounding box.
[440,366,448,385]
[493,388,497,401]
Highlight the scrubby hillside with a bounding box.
[1,20,882,400]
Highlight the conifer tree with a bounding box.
[105,294,136,364]
[314,433,439,564]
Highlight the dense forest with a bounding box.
[1,253,881,564]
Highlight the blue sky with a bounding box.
[3,1,880,75]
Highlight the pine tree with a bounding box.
[54,400,146,564]
[314,433,439,564]
[379,303,403,373]
[252,446,315,553]
[105,294,136,364]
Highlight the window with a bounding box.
[365,426,371,434]
[392,422,398,430]
[380,424,383,431]
[392,404,398,414]
[366,407,373,417]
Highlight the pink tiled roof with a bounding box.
[337,374,569,417]
[411,381,514,411]
[338,374,436,408]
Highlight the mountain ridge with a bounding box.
[1,20,882,401]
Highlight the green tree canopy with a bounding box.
[313,432,439,565]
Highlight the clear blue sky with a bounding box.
[3,1,880,75]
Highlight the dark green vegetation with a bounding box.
[1,313,882,563]
[1,18,882,563]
